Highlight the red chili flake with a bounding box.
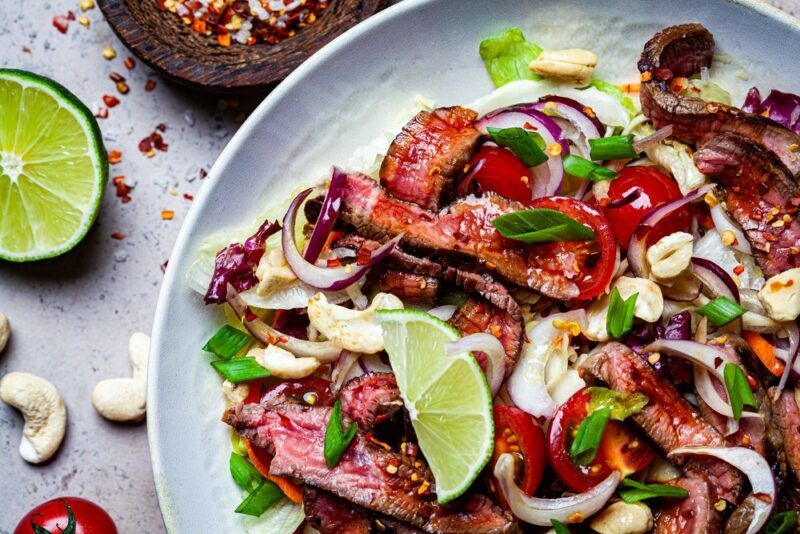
[66,10,76,20]
[245,310,259,322]
[161,210,175,220]
[155,123,166,132]
[218,33,231,47]
[145,79,157,92]
[108,150,122,164]
[198,168,208,179]
[138,137,153,154]
[116,81,130,95]
[21,46,31,53]
[112,175,133,203]
[192,19,207,34]
[102,94,120,107]
[123,57,136,70]
[109,72,126,83]
[111,232,126,240]
[53,15,69,33]
[152,133,168,152]
[95,107,109,119]
[733,264,745,276]
[183,193,194,201]
[326,257,341,268]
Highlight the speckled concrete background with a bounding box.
[0,0,798,532]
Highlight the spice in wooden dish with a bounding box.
[156,0,328,46]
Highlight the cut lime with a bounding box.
[378,309,493,503]
[0,69,107,262]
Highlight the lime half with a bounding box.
[0,69,107,261]
[378,309,494,503]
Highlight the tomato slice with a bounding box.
[525,197,617,300]
[599,166,691,247]
[546,389,654,492]
[466,145,533,202]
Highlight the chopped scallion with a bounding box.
[492,208,596,244]
[766,511,798,534]
[550,518,571,534]
[487,127,548,167]
[235,480,283,517]
[324,399,358,469]
[723,363,758,421]
[695,296,747,326]
[569,407,611,466]
[619,479,690,503]
[230,452,264,492]
[606,289,638,340]
[211,357,271,383]
[203,325,252,359]
[589,134,637,161]
[563,154,619,181]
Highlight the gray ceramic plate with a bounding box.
[148,0,800,530]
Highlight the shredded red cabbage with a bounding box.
[742,87,800,134]
[625,311,693,383]
[203,219,281,304]
[272,309,309,340]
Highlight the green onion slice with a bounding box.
[211,357,271,383]
[230,452,264,492]
[487,127,548,167]
[695,296,747,326]
[492,208,596,244]
[324,399,358,469]
[569,407,611,466]
[550,518,571,534]
[235,480,284,517]
[606,289,638,340]
[766,511,798,534]
[563,154,619,181]
[723,363,758,421]
[203,325,252,359]
[589,134,637,161]
[619,479,690,503]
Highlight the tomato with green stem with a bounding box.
[15,497,117,534]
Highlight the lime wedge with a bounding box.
[378,309,493,503]
[0,69,107,262]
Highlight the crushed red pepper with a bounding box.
[144,79,157,92]
[112,176,133,203]
[108,150,122,164]
[102,94,120,107]
[157,0,328,46]
[138,126,169,157]
[111,232,126,240]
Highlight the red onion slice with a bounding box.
[628,184,714,278]
[669,446,775,534]
[691,257,740,303]
[494,453,620,526]
[632,125,674,153]
[529,96,603,157]
[226,284,342,362]
[304,167,345,263]
[445,333,505,397]
[282,188,401,291]
[775,321,800,397]
[710,204,752,255]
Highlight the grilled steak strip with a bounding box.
[224,400,517,533]
[639,23,800,175]
[332,172,581,300]
[582,342,743,503]
[449,297,523,377]
[380,106,481,211]
[339,373,404,432]
[381,270,440,303]
[694,133,800,277]
[304,486,374,534]
[654,477,722,534]
[772,388,800,478]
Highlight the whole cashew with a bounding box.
[0,372,67,464]
[0,312,9,353]
[92,332,149,422]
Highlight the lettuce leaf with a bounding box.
[587,79,637,118]
[479,28,542,87]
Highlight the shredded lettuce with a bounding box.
[586,387,648,420]
[681,79,731,105]
[587,79,637,118]
[479,28,542,87]
[243,498,304,534]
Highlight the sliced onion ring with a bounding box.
[494,453,620,525]
[632,124,674,153]
[691,257,740,302]
[304,167,345,263]
[445,333,505,397]
[529,96,603,157]
[428,305,458,322]
[775,321,800,397]
[669,446,775,534]
[711,204,752,255]
[282,188,402,291]
[226,283,342,362]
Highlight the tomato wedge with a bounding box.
[525,197,617,300]
[488,405,546,508]
[547,389,654,492]
[467,145,533,202]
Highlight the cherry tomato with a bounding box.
[15,497,117,534]
[525,197,617,300]
[601,167,690,247]
[546,389,654,493]
[488,405,546,507]
[467,145,533,202]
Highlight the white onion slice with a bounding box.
[427,305,458,321]
[693,365,739,434]
[669,447,775,534]
[632,124,674,153]
[710,204,752,255]
[775,321,800,398]
[494,453,621,525]
[445,333,505,397]
[331,350,361,393]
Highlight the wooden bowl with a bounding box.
[98,0,387,93]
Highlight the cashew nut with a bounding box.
[256,248,297,297]
[222,380,250,403]
[307,292,403,353]
[758,268,800,322]
[92,332,149,422]
[529,49,598,86]
[646,232,693,284]
[252,344,320,379]
[0,372,67,464]
[589,501,654,534]
[0,312,9,353]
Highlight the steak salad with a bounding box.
[189,23,800,533]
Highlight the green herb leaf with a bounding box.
[695,296,747,327]
[479,27,542,87]
[324,399,358,469]
[586,79,637,117]
[550,518,571,534]
[619,479,690,503]
[203,325,252,359]
[766,511,798,534]
[235,480,284,517]
[569,407,611,466]
[607,289,638,340]
[589,135,637,161]
[486,127,548,167]
[563,154,619,181]
[723,363,758,421]
[587,387,649,421]
[211,357,271,383]
[492,209,596,244]
[230,452,264,492]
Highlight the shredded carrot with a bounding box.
[743,330,784,377]
[246,440,303,503]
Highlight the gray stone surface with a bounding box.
[0,0,798,532]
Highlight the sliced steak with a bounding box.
[224,401,517,533]
[336,172,582,300]
[380,106,481,211]
[772,388,800,478]
[694,133,800,276]
[449,297,523,377]
[304,487,373,534]
[582,342,744,503]
[339,373,403,432]
[654,477,722,534]
[639,23,800,175]
[381,270,440,303]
